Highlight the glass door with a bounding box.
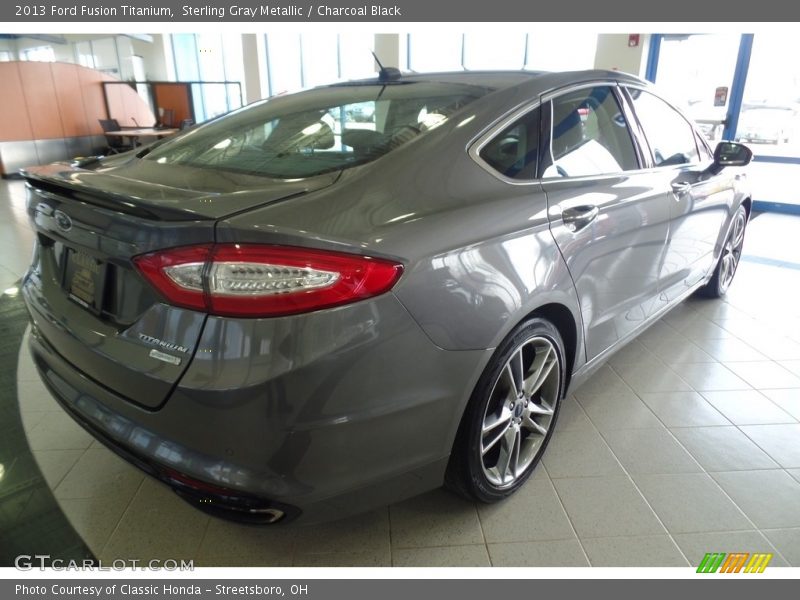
[737,35,800,211]
[651,33,800,213]
[651,34,742,144]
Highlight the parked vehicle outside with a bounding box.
[736,104,798,144]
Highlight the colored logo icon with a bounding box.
[697,552,773,573]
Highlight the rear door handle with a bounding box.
[671,181,692,195]
[562,205,599,232]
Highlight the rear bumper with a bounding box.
[24,289,489,524]
[28,343,300,524]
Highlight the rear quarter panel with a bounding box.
[217,108,585,367]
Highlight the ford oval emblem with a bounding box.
[53,210,72,232]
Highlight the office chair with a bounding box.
[99,119,134,155]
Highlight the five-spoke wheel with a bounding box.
[480,336,559,488]
[446,317,565,502]
[698,204,748,298]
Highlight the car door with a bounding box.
[542,83,671,360]
[622,86,736,306]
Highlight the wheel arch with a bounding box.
[526,302,579,392]
[741,196,752,221]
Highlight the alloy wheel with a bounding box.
[719,209,746,293]
[479,336,560,488]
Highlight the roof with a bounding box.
[328,68,648,93]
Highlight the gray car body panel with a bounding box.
[21,69,750,522]
[26,292,490,522]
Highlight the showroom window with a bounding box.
[407,31,598,73]
[263,33,375,96]
[626,88,700,167]
[525,32,598,71]
[407,33,465,72]
[20,45,55,62]
[463,33,528,70]
[479,106,542,179]
[171,33,244,122]
[74,37,122,77]
[542,86,639,178]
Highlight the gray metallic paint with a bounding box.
[20,69,751,522]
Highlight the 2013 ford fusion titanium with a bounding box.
[21,69,752,524]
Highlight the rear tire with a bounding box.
[445,317,565,503]
[697,205,748,299]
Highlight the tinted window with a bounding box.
[479,106,541,179]
[628,89,699,167]
[145,82,490,179]
[542,86,638,178]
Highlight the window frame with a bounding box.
[539,83,644,180]
[620,84,706,170]
[469,80,650,185]
[468,99,547,186]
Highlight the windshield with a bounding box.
[144,82,491,179]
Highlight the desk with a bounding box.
[105,128,179,145]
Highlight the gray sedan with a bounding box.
[21,69,752,524]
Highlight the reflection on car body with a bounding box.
[21,69,752,524]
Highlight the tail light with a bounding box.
[133,244,403,317]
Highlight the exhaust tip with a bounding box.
[162,469,297,525]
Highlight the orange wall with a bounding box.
[0,61,155,142]
[0,62,35,142]
[152,83,192,126]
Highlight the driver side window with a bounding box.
[627,88,700,167]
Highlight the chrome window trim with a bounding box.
[539,79,620,103]
[467,98,545,187]
[622,83,706,168]
[468,80,651,186]
[541,82,643,181]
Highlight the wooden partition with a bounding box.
[0,61,155,175]
[151,83,193,127]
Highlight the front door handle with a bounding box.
[671,181,692,195]
[562,205,599,232]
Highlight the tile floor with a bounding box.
[5,177,800,567]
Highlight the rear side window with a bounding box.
[479,106,541,179]
[541,86,639,178]
[627,88,699,167]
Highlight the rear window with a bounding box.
[144,82,490,179]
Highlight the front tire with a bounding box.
[446,317,565,503]
[697,204,748,298]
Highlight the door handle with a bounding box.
[562,205,599,232]
[671,181,692,195]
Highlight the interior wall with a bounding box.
[0,61,155,174]
[374,34,401,69]
[593,34,650,76]
[241,34,262,104]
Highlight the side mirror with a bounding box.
[713,141,753,168]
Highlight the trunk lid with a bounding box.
[24,160,340,220]
[22,160,339,409]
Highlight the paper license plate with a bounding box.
[64,249,106,313]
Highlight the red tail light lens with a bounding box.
[133,244,404,317]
